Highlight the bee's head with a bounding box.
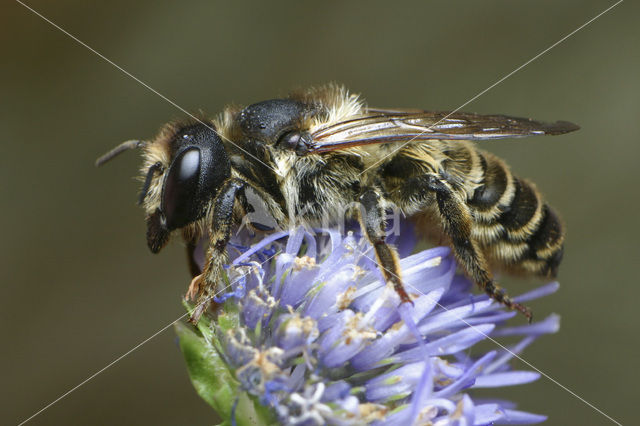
[97,121,231,253]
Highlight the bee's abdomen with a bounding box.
[469,151,564,278]
[523,203,564,277]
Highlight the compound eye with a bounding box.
[161,147,201,229]
[277,131,310,154]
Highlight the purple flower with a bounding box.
[185,226,560,425]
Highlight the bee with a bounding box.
[97,84,578,324]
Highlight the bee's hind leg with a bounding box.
[189,178,248,325]
[400,174,532,322]
[357,187,412,305]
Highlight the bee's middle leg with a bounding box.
[357,188,412,304]
[189,178,247,324]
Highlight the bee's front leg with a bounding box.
[188,178,248,325]
[184,238,201,279]
[358,187,412,305]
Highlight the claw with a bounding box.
[513,302,533,324]
[186,274,204,301]
[186,274,208,325]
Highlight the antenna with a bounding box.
[95,140,146,166]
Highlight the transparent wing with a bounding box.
[306,108,579,154]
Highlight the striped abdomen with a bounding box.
[468,150,564,278]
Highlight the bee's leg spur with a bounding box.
[358,188,412,305]
[189,178,248,325]
[404,174,532,322]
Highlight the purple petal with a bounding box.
[302,230,317,258]
[457,394,476,425]
[304,275,351,321]
[366,361,427,402]
[318,310,376,368]
[232,230,290,265]
[485,336,536,374]
[279,266,321,307]
[513,282,560,303]
[464,311,518,327]
[495,409,547,424]
[474,371,540,388]
[491,314,560,337]
[349,290,446,371]
[397,302,426,346]
[418,299,494,335]
[241,289,275,329]
[285,226,306,255]
[374,288,445,333]
[407,360,433,425]
[434,351,496,397]
[391,324,496,365]
[321,380,351,402]
[473,403,504,424]
[273,313,319,354]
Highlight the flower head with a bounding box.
[177,226,560,425]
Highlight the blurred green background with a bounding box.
[2,1,637,425]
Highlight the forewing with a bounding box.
[306,108,579,154]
